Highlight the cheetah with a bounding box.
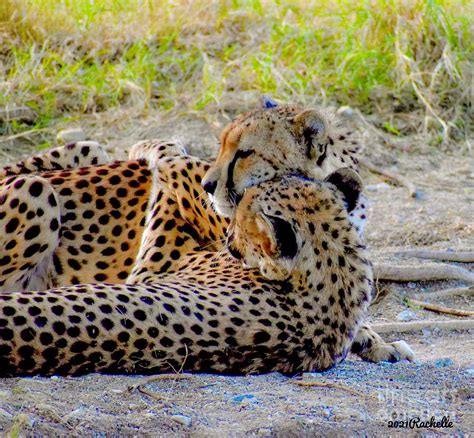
[0,141,109,179]
[0,139,228,291]
[0,102,364,290]
[201,98,362,218]
[0,169,413,376]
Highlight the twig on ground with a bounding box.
[373,262,474,284]
[127,373,191,392]
[131,380,217,404]
[371,280,393,305]
[405,297,474,317]
[412,286,474,301]
[360,158,417,197]
[136,385,171,402]
[394,250,474,263]
[372,320,474,334]
[128,374,196,404]
[291,380,377,400]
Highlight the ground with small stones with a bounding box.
[0,111,472,436]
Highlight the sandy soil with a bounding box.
[0,111,472,436]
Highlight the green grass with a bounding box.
[0,0,472,142]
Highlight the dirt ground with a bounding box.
[0,110,472,436]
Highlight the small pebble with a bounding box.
[170,414,192,427]
[56,128,86,144]
[414,190,424,200]
[230,393,256,403]
[396,309,417,322]
[257,428,272,436]
[422,328,431,337]
[336,106,354,118]
[434,358,454,368]
[366,182,391,192]
[50,375,59,380]
[322,408,331,417]
[65,406,86,419]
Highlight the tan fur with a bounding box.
[0,105,363,291]
[0,172,412,377]
[202,105,360,217]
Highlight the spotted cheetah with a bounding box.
[0,139,228,291]
[0,169,413,376]
[0,102,365,291]
[202,98,362,217]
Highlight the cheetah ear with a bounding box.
[291,110,328,161]
[261,95,278,109]
[256,213,299,259]
[325,168,363,212]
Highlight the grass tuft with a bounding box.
[0,0,472,145]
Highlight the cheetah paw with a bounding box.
[380,340,416,363]
[360,340,415,363]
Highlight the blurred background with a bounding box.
[0,0,472,153]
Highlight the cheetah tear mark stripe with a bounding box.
[225,149,255,205]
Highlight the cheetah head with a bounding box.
[202,99,360,217]
[228,168,364,282]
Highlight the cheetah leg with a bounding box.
[126,186,206,283]
[0,176,61,292]
[0,141,109,180]
[128,139,186,163]
[127,155,229,283]
[348,194,368,237]
[351,323,415,363]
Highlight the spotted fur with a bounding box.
[0,105,366,292]
[0,141,109,179]
[202,104,362,218]
[0,140,222,291]
[0,171,413,377]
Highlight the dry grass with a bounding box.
[0,0,472,148]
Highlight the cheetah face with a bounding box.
[228,168,363,282]
[202,102,360,218]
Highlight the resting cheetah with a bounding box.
[0,140,228,291]
[0,169,413,376]
[0,102,365,291]
[202,99,361,217]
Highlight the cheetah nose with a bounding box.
[203,179,218,195]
